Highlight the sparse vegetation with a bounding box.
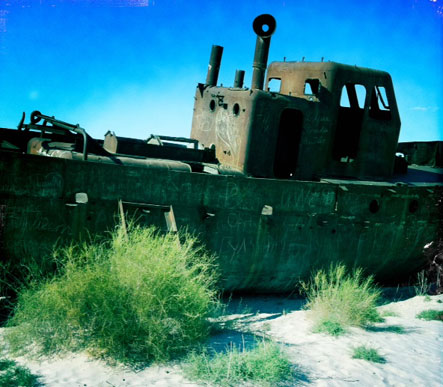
[381,310,398,317]
[313,320,345,336]
[352,346,386,363]
[0,358,41,386]
[414,270,431,297]
[5,226,219,365]
[416,309,443,321]
[183,339,294,386]
[301,264,382,336]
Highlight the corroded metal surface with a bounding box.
[0,14,442,292]
[1,150,441,291]
[397,141,443,167]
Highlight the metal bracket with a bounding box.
[121,201,178,232]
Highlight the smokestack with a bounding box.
[251,14,276,90]
[234,70,245,88]
[205,45,224,86]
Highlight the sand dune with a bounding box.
[1,294,442,386]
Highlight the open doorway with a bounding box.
[273,109,303,179]
[333,83,366,162]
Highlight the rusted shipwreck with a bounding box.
[0,15,442,292]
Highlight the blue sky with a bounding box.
[0,0,441,142]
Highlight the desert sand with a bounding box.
[1,293,442,386]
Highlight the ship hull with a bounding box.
[1,150,441,292]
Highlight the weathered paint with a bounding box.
[0,14,442,293]
[0,150,441,291]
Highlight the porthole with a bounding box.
[209,100,216,111]
[369,199,380,213]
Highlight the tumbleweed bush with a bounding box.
[301,263,382,335]
[6,226,219,365]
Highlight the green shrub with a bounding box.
[416,309,443,321]
[352,346,386,363]
[0,358,41,386]
[301,264,381,335]
[183,339,293,386]
[313,320,345,336]
[0,255,57,323]
[5,226,219,365]
[414,271,431,296]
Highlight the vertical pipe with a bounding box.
[251,37,271,90]
[205,45,224,86]
[234,70,245,88]
[251,14,276,90]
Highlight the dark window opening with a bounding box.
[274,109,303,179]
[333,83,366,161]
[369,86,391,120]
[304,79,320,95]
[268,78,282,92]
[369,199,380,213]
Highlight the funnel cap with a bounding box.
[253,14,276,38]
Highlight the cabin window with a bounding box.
[333,83,366,161]
[274,109,303,179]
[369,86,391,120]
[304,79,320,95]
[268,78,282,92]
[340,84,366,108]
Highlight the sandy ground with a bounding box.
[1,293,442,386]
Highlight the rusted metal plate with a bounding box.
[0,150,441,291]
[0,14,441,293]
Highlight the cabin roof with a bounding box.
[267,61,391,79]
